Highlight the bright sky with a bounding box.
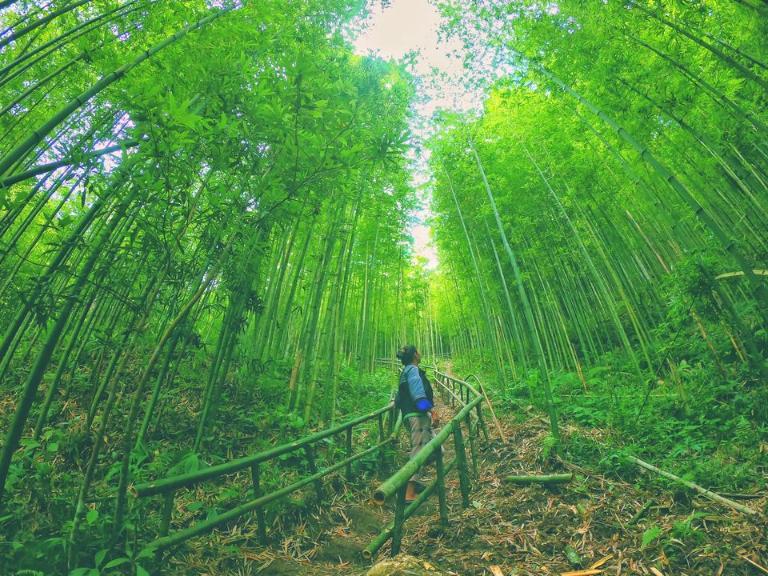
[352,0,481,270]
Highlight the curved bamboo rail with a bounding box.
[134,402,401,554]
[134,361,494,560]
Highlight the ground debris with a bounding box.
[366,554,453,576]
[164,415,766,576]
[397,417,768,576]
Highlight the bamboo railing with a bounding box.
[134,402,401,554]
[134,362,492,561]
[365,366,489,559]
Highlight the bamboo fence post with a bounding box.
[345,426,353,481]
[386,407,397,472]
[250,462,267,543]
[304,445,323,501]
[391,484,407,556]
[466,412,479,480]
[453,422,471,507]
[160,491,174,538]
[434,443,449,528]
[377,412,385,476]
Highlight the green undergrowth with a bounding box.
[449,352,767,493]
[2,363,395,576]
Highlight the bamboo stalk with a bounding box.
[627,456,758,515]
[526,57,768,322]
[0,8,231,178]
[504,473,573,485]
[0,0,91,50]
[0,140,140,187]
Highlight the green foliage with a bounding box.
[670,512,706,544]
[0,0,419,572]
[428,0,768,498]
[1,0,767,572]
[540,434,558,461]
[640,524,662,550]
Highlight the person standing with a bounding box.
[396,345,439,502]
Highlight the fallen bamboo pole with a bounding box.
[504,473,573,485]
[627,455,758,516]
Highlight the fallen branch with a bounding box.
[588,556,612,570]
[626,456,758,516]
[504,473,573,485]
[715,269,768,280]
[458,373,507,443]
[740,555,768,575]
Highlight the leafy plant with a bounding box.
[640,525,663,550]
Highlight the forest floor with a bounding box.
[168,409,767,576]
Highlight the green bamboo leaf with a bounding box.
[86,508,99,525]
[640,525,662,549]
[103,557,130,569]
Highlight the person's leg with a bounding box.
[405,414,434,500]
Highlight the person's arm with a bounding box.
[406,366,433,412]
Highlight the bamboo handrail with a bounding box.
[373,403,479,504]
[134,402,401,555]
[134,403,393,497]
[432,374,468,406]
[145,433,399,553]
[363,458,458,559]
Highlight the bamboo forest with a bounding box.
[0,0,766,574]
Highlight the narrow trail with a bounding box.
[173,408,766,575]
